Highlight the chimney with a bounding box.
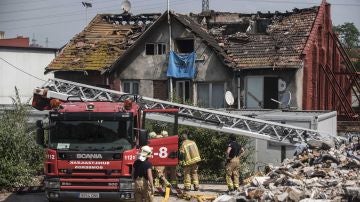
[0,31,4,39]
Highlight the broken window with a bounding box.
[175,39,194,53]
[145,43,166,55]
[122,80,139,94]
[145,43,155,55]
[197,82,225,108]
[245,76,279,109]
[175,80,191,103]
[256,19,271,34]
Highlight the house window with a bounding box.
[145,43,166,55]
[175,39,194,53]
[197,82,225,108]
[175,80,190,103]
[157,43,166,55]
[145,44,155,55]
[123,80,139,94]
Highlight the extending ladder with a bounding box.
[37,78,334,145]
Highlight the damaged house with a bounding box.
[42,0,360,166]
[46,0,359,120]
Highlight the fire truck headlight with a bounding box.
[45,180,60,189]
[119,179,134,190]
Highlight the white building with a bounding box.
[0,46,57,104]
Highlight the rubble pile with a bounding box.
[238,138,360,201]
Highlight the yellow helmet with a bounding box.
[149,131,157,138]
[161,130,168,137]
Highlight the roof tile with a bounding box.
[46,13,161,72]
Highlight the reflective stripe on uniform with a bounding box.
[180,140,201,166]
[184,182,191,189]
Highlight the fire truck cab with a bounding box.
[33,94,178,202]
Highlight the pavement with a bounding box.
[0,184,228,202]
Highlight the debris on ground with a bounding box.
[229,136,360,201]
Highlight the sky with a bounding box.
[0,0,359,48]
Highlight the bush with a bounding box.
[179,126,254,181]
[0,88,43,188]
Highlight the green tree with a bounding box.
[0,88,43,188]
[333,22,360,50]
[333,22,360,71]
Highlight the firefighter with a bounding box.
[161,130,178,187]
[225,134,244,192]
[132,145,154,202]
[161,130,179,188]
[179,131,201,191]
[152,131,171,189]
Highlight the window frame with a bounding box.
[175,38,194,53]
[196,82,225,108]
[122,80,140,94]
[145,42,166,55]
[175,80,191,103]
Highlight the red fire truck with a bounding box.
[32,90,178,202]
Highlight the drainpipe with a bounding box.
[237,71,241,109]
[168,0,173,101]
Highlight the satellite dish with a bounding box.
[225,91,235,106]
[271,91,291,109]
[121,0,131,13]
[279,91,291,108]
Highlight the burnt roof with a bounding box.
[46,13,161,73]
[193,7,319,69]
[47,6,320,73]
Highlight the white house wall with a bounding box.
[0,48,55,104]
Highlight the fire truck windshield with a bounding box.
[48,120,132,151]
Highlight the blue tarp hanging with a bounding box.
[167,51,196,79]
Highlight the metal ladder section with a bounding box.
[39,78,333,145]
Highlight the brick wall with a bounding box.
[302,1,351,114]
[153,80,168,100]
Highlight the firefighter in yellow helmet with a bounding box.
[161,130,178,187]
[179,130,201,191]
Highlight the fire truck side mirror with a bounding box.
[36,128,45,147]
[138,129,148,147]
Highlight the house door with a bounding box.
[263,77,279,109]
[245,76,279,109]
[175,80,190,103]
